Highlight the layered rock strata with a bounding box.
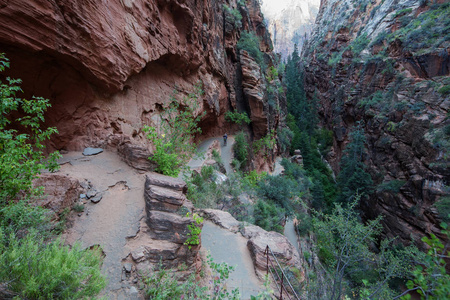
[0,0,284,172]
[134,172,200,268]
[302,0,449,244]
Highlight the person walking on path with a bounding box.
[223,133,228,146]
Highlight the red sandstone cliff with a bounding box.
[302,0,449,245]
[0,0,283,169]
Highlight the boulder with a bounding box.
[247,229,302,279]
[33,174,81,214]
[118,141,156,172]
[200,209,240,233]
[82,147,103,156]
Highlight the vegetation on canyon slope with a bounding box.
[0,54,106,299]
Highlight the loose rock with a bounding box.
[82,147,103,156]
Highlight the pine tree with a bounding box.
[337,123,373,204]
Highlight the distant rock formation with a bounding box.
[261,0,320,59]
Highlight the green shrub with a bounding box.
[142,255,239,299]
[256,175,299,212]
[351,33,370,56]
[254,200,285,233]
[233,131,249,169]
[144,82,205,177]
[296,210,312,236]
[377,180,406,193]
[438,85,450,96]
[0,233,106,299]
[0,54,60,203]
[237,31,265,67]
[266,66,278,81]
[434,195,450,223]
[0,200,52,240]
[277,127,294,154]
[242,170,267,188]
[184,212,204,249]
[225,110,251,125]
[223,4,242,28]
[253,129,276,158]
[328,52,342,66]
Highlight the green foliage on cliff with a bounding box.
[313,199,420,300]
[144,82,205,177]
[233,131,249,170]
[0,54,105,299]
[237,31,265,67]
[0,234,106,299]
[223,4,242,28]
[336,123,373,204]
[225,110,251,125]
[0,55,61,202]
[284,46,336,209]
[388,3,450,54]
[401,224,450,300]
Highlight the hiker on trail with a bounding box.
[223,133,228,146]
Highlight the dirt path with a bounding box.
[60,151,145,299]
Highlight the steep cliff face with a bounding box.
[262,0,320,59]
[302,0,449,244]
[0,0,282,168]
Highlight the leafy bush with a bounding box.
[225,110,251,125]
[377,180,406,193]
[142,255,240,299]
[351,33,369,56]
[223,4,242,28]
[254,200,285,233]
[438,85,450,96]
[0,54,60,203]
[237,31,265,67]
[265,66,278,82]
[277,127,294,154]
[434,195,450,223]
[144,82,205,177]
[0,233,106,299]
[233,131,249,169]
[0,201,52,239]
[256,175,299,212]
[184,212,204,249]
[296,210,312,236]
[253,129,276,159]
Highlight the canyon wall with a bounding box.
[0,0,283,169]
[302,0,449,245]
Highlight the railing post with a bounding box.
[280,271,284,300]
[265,245,269,275]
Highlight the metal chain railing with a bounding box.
[264,245,301,300]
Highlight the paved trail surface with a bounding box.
[60,151,145,299]
[188,136,235,174]
[201,221,263,299]
[189,136,264,298]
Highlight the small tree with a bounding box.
[313,197,417,299]
[144,82,205,177]
[0,54,60,203]
[337,123,373,204]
